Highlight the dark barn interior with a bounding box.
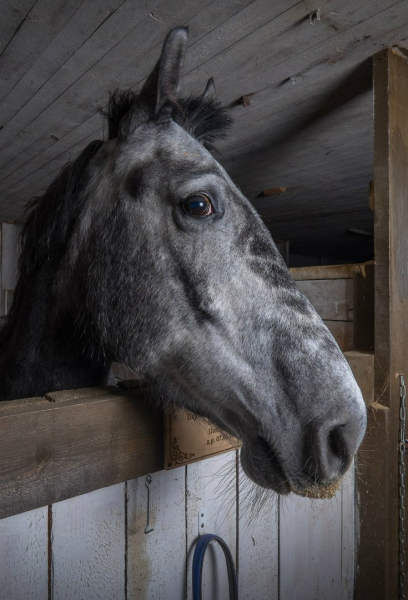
[1,1,407,265]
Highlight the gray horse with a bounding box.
[0,27,366,498]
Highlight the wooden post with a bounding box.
[356,47,408,600]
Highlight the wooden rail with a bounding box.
[0,352,373,521]
[0,386,163,519]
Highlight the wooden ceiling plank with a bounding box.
[232,145,374,194]
[216,1,407,104]
[0,0,88,104]
[0,0,37,58]
[0,0,127,129]
[225,117,372,178]
[0,131,99,215]
[184,0,405,101]
[0,114,101,193]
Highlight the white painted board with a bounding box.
[186,451,238,600]
[127,467,187,600]
[51,483,126,600]
[279,478,349,600]
[341,465,355,600]
[238,458,279,600]
[0,506,48,600]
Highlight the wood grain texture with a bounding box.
[0,0,86,103]
[344,351,374,407]
[341,466,356,600]
[355,46,408,600]
[0,0,127,130]
[297,279,353,321]
[186,451,237,600]
[127,467,187,599]
[352,263,374,351]
[290,264,356,281]
[51,484,126,600]
[0,0,37,58]
[0,505,48,599]
[323,320,353,352]
[238,461,279,600]
[279,487,344,600]
[0,386,163,519]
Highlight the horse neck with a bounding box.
[0,272,110,401]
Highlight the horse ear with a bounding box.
[202,78,216,101]
[155,27,189,118]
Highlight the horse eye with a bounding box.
[182,194,214,217]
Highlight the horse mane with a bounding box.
[0,140,103,349]
[101,88,231,148]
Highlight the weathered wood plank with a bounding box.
[0,386,163,519]
[0,506,48,599]
[0,0,37,58]
[341,465,355,600]
[290,264,356,281]
[344,351,374,407]
[0,0,87,103]
[238,462,279,599]
[355,47,408,600]
[186,452,237,600]
[51,484,126,599]
[324,320,353,352]
[353,263,374,351]
[0,0,126,130]
[297,279,353,321]
[127,467,186,599]
[279,486,344,599]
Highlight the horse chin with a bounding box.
[240,437,292,495]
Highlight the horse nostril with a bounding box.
[328,424,347,463]
[304,419,358,486]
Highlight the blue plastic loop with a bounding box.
[192,533,238,600]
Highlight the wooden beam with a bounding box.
[355,47,408,600]
[344,351,374,407]
[290,263,365,281]
[0,387,163,520]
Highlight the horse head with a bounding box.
[1,28,366,498]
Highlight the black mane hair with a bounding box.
[0,140,103,349]
[101,88,231,148]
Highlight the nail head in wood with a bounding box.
[309,9,321,24]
